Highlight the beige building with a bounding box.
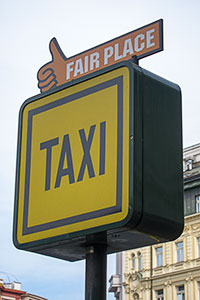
[109,143,200,300]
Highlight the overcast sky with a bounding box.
[1,1,200,299]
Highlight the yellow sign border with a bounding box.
[14,62,133,247]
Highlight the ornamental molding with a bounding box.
[191,223,200,230]
[183,225,191,232]
[185,276,194,282]
[185,213,200,223]
[132,292,140,300]
[164,280,172,286]
[122,283,130,294]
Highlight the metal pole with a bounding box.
[85,244,107,300]
[150,246,153,300]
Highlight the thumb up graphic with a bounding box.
[37,38,67,93]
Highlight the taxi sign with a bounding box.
[14,64,131,245]
[14,61,183,261]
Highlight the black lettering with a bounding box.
[40,138,59,191]
[77,125,96,182]
[55,134,75,188]
[99,121,106,175]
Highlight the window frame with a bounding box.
[198,281,200,300]
[196,195,200,213]
[138,252,142,271]
[131,253,135,269]
[197,237,200,257]
[155,288,164,300]
[176,241,184,263]
[176,285,185,300]
[156,246,163,267]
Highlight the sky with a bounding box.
[1,0,200,299]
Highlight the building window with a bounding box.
[138,252,142,271]
[176,241,184,262]
[177,285,185,299]
[156,246,163,267]
[196,195,200,213]
[156,289,164,300]
[132,253,135,269]
[186,159,193,170]
[198,282,200,300]
[197,238,200,257]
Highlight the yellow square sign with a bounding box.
[14,65,131,246]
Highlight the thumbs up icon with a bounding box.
[37,38,67,93]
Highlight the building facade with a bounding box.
[0,281,25,300]
[0,279,47,300]
[109,143,200,300]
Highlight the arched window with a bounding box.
[132,253,135,269]
[138,252,142,271]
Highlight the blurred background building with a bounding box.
[0,278,47,300]
[109,143,200,300]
